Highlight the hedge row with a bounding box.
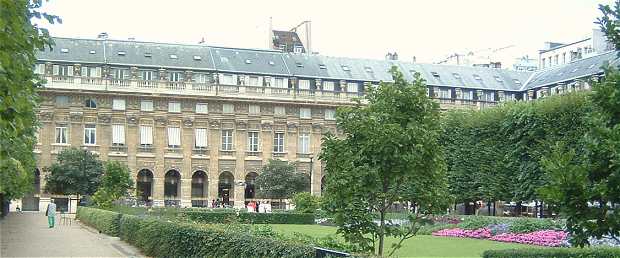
[482,248,620,258]
[76,206,122,236]
[182,210,315,224]
[77,207,315,258]
[457,215,563,233]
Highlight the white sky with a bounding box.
[40,0,613,65]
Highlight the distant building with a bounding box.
[513,55,538,72]
[272,30,306,54]
[385,52,399,60]
[539,29,613,69]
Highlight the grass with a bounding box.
[269,224,546,258]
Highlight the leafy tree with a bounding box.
[92,161,133,208]
[291,192,320,213]
[45,148,104,200]
[0,0,60,208]
[255,159,310,202]
[321,67,449,256]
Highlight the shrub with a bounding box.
[488,223,511,235]
[482,248,620,258]
[182,210,315,224]
[291,192,320,213]
[118,214,315,258]
[509,218,562,233]
[76,206,122,236]
[417,223,458,235]
[457,216,499,230]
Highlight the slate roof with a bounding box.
[37,37,619,93]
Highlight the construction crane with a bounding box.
[436,45,515,65]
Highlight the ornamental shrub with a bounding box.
[482,248,620,258]
[182,210,315,224]
[417,223,458,235]
[457,216,499,230]
[509,217,562,233]
[76,206,121,236]
[291,192,321,213]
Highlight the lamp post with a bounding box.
[309,154,314,194]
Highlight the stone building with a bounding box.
[19,37,617,211]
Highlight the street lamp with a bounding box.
[309,154,314,193]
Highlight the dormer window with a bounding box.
[169,54,178,59]
[193,55,202,60]
[60,48,69,53]
[364,67,373,73]
[341,65,350,71]
[572,68,579,73]
[494,76,503,82]
[296,62,303,68]
[268,61,275,65]
[117,51,126,56]
[245,59,252,64]
[513,79,521,85]
[89,50,96,54]
[452,73,461,79]
[473,74,482,80]
[431,72,440,78]
[319,64,327,69]
[144,52,153,58]
[409,69,417,75]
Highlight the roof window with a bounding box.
[494,76,503,82]
[89,50,96,54]
[364,67,373,73]
[572,68,579,73]
[513,79,521,84]
[296,62,303,68]
[60,48,69,53]
[193,55,202,61]
[169,54,178,59]
[341,65,350,71]
[452,73,461,79]
[473,74,482,80]
[245,59,252,64]
[268,61,275,65]
[117,51,126,56]
[319,64,327,69]
[409,69,417,75]
[588,64,596,69]
[431,72,440,78]
[144,52,152,58]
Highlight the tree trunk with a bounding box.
[378,209,385,257]
[454,201,457,214]
[492,201,496,216]
[534,200,539,218]
[539,200,544,218]
[487,201,491,216]
[516,201,522,217]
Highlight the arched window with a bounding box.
[245,172,259,199]
[218,172,234,206]
[136,169,153,204]
[85,98,97,108]
[191,171,208,207]
[164,170,181,200]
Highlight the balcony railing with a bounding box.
[246,151,261,157]
[272,152,286,158]
[109,145,127,153]
[138,145,154,153]
[166,147,182,155]
[219,150,235,156]
[192,147,209,156]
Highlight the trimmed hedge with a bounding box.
[182,210,315,224]
[119,214,315,258]
[482,248,620,258]
[76,206,122,236]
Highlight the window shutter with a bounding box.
[195,128,208,148]
[167,127,181,147]
[112,124,125,144]
[140,126,153,145]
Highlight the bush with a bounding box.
[182,210,315,224]
[119,214,315,258]
[509,218,562,233]
[482,248,620,258]
[458,216,499,230]
[417,223,458,235]
[76,206,122,236]
[291,192,320,213]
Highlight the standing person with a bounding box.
[45,200,57,228]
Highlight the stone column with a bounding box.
[310,124,322,196]
[180,122,194,207]
[208,121,220,202]
[234,121,247,208]
[152,123,167,207]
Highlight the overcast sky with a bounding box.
[40,0,612,65]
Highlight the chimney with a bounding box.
[97,32,109,39]
[412,56,417,63]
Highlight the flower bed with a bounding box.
[490,230,568,247]
[432,228,492,239]
[433,227,568,247]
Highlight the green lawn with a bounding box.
[269,224,545,258]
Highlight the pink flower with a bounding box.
[432,228,492,239]
[489,230,568,247]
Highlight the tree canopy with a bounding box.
[92,161,134,208]
[321,67,449,256]
[45,148,104,197]
[0,0,60,200]
[254,159,310,200]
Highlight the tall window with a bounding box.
[169,72,183,82]
[55,126,68,144]
[323,81,335,91]
[196,103,208,114]
[439,88,451,99]
[221,130,233,150]
[274,78,286,88]
[112,99,126,110]
[298,133,310,154]
[55,96,69,107]
[113,68,129,80]
[140,70,154,81]
[274,106,286,116]
[81,66,101,77]
[325,109,336,120]
[84,98,97,108]
[195,128,208,149]
[298,80,311,90]
[347,82,358,93]
[84,124,96,145]
[247,131,260,152]
[462,90,474,100]
[140,100,153,111]
[52,65,73,76]
[34,63,46,75]
[168,102,181,113]
[299,108,311,119]
[273,132,285,153]
[140,126,153,147]
[167,127,181,148]
[222,103,234,114]
[194,73,209,84]
[249,105,260,115]
[248,76,261,86]
[112,124,125,146]
[222,74,235,85]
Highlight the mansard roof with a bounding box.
[37,37,619,92]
